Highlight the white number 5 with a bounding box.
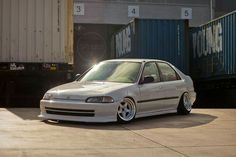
[181,8,192,19]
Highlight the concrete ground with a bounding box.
[0,109,235,157]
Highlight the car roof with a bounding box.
[104,58,167,63]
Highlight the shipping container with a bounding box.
[0,0,73,63]
[189,11,236,107]
[114,18,189,74]
[190,11,236,80]
[0,0,74,107]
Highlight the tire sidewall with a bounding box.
[117,98,136,123]
[177,93,191,115]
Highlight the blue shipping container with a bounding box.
[190,11,236,80]
[114,19,189,74]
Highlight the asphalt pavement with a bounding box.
[0,108,235,157]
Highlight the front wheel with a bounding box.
[177,93,192,115]
[117,98,136,123]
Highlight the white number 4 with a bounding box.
[128,6,139,17]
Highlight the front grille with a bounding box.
[45,107,95,117]
[52,98,85,102]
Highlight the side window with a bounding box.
[142,62,161,83]
[158,62,179,81]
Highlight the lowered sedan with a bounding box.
[39,59,196,123]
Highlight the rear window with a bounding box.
[157,63,179,81]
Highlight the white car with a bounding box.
[39,59,196,123]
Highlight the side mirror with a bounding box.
[141,76,154,84]
[75,74,81,80]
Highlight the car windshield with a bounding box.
[79,61,141,83]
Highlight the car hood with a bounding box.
[48,81,133,100]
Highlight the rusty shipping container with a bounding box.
[0,0,73,63]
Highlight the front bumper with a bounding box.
[39,99,119,122]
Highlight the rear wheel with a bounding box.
[117,98,136,123]
[177,93,192,115]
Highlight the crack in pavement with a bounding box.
[120,125,190,157]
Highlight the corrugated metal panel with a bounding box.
[0,1,3,58]
[74,0,211,27]
[190,11,236,79]
[0,0,2,60]
[0,0,73,63]
[66,0,74,64]
[115,18,189,74]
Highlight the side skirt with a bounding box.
[135,109,177,119]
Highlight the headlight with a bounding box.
[43,93,53,100]
[86,96,114,103]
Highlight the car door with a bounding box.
[138,62,165,114]
[157,62,185,109]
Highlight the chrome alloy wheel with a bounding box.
[183,93,192,111]
[117,98,136,122]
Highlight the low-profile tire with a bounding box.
[46,119,60,123]
[177,93,192,115]
[117,98,136,123]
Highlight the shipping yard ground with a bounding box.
[0,109,236,157]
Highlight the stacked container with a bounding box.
[0,0,73,107]
[190,11,236,80]
[114,18,189,74]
